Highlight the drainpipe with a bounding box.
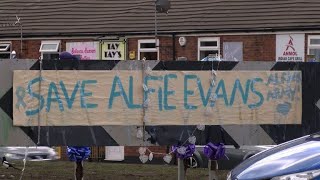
[172,33,176,61]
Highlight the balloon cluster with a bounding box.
[203,142,225,160]
[172,144,195,159]
[67,146,91,162]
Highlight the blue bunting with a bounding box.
[67,146,91,162]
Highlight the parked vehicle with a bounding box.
[185,145,274,170]
[228,132,320,180]
[0,147,59,161]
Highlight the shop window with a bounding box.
[39,40,60,60]
[0,42,12,59]
[138,39,159,60]
[198,37,220,60]
[308,35,320,61]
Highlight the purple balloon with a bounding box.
[172,144,195,159]
[59,51,79,60]
[203,142,225,160]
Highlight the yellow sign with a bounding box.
[101,39,126,60]
[129,51,135,60]
[13,70,302,126]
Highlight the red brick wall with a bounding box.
[127,37,174,61]
[11,39,97,59]
[59,146,168,160]
[125,146,168,158]
[175,35,275,61]
[10,34,276,61]
[12,40,41,59]
[221,35,275,61]
[127,34,276,61]
[159,37,174,61]
[128,36,198,61]
[127,38,137,60]
[175,36,198,61]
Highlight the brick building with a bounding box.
[1,0,320,158]
[1,0,320,62]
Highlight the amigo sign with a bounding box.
[13,70,302,126]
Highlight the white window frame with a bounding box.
[39,40,60,59]
[198,37,220,60]
[138,39,159,60]
[0,41,12,59]
[39,40,60,53]
[308,35,320,54]
[0,42,11,51]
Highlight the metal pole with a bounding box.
[142,60,146,141]
[178,159,185,180]
[37,58,42,145]
[75,161,84,180]
[155,1,157,38]
[20,24,22,55]
[154,1,159,60]
[208,160,219,180]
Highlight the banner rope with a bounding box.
[18,146,29,180]
[138,60,221,164]
[142,59,147,145]
[37,58,43,145]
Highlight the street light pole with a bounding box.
[154,0,170,60]
[14,15,23,56]
[20,23,22,55]
[155,1,158,54]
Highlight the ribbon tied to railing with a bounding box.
[203,142,225,160]
[67,146,91,162]
[172,144,195,159]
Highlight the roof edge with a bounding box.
[1,26,320,39]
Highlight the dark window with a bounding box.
[140,43,156,49]
[43,53,60,60]
[140,52,157,60]
[0,53,10,59]
[200,50,219,60]
[200,41,218,47]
